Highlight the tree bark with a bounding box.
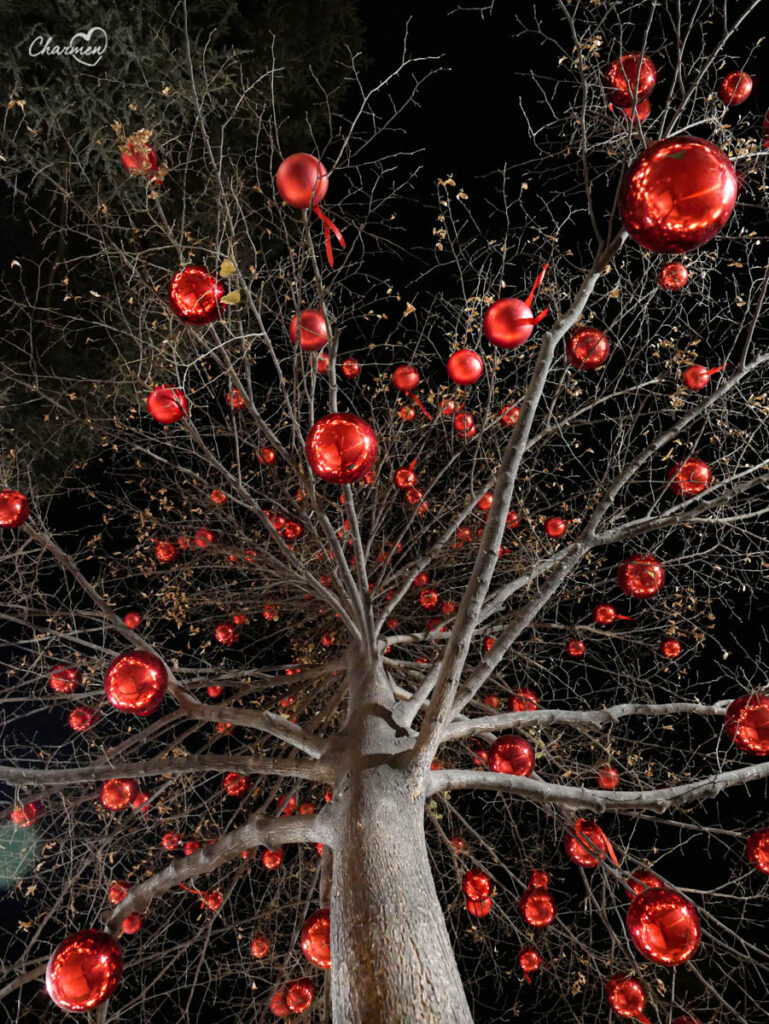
[330,763,473,1024]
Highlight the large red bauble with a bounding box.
[564,819,613,868]
[719,71,753,106]
[519,887,556,927]
[300,908,331,969]
[49,665,82,694]
[606,975,651,1022]
[619,137,738,253]
[46,930,122,1011]
[617,555,665,598]
[462,869,491,901]
[724,695,769,755]
[104,650,168,715]
[658,262,689,291]
[147,386,188,425]
[392,365,420,392]
[305,413,378,484]
[289,309,328,352]
[488,734,534,777]
[0,489,30,528]
[276,153,328,208]
[484,297,537,349]
[626,887,701,965]
[604,53,657,106]
[100,778,139,811]
[447,349,484,385]
[747,828,769,874]
[466,896,493,917]
[168,266,224,325]
[565,327,610,369]
[668,457,712,496]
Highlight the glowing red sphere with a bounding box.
[168,266,224,325]
[215,622,238,646]
[49,665,82,694]
[447,348,484,385]
[519,887,556,928]
[565,327,610,369]
[123,611,142,629]
[392,365,420,391]
[658,261,689,291]
[626,887,701,965]
[289,309,328,352]
[606,975,649,1021]
[306,413,378,484]
[596,764,620,790]
[69,706,98,732]
[276,153,328,208]
[10,801,43,827]
[518,946,542,980]
[462,869,492,901]
[604,53,657,106]
[161,831,180,850]
[593,603,629,625]
[565,638,585,658]
[394,467,416,489]
[46,930,123,1011]
[724,695,769,755]
[262,847,284,870]
[619,137,738,252]
[484,297,537,349]
[544,516,567,538]
[507,687,539,713]
[719,71,753,106]
[100,778,139,812]
[660,638,682,659]
[0,489,30,528]
[453,411,476,437]
[682,364,722,390]
[147,386,188,425]
[223,772,249,797]
[626,869,664,896]
[668,457,712,496]
[617,554,665,598]
[488,734,534,777]
[341,358,360,379]
[747,828,769,874]
[108,881,130,905]
[564,820,613,868]
[121,140,158,177]
[466,896,493,917]
[300,908,331,969]
[104,650,168,715]
[122,913,143,935]
[250,933,269,958]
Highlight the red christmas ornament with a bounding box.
[724,694,769,755]
[392,365,420,392]
[668,457,712,496]
[626,887,701,965]
[519,882,556,928]
[184,840,201,856]
[132,791,150,815]
[483,264,550,349]
[606,975,652,1024]
[617,554,665,598]
[69,706,98,732]
[565,327,610,369]
[419,588,439,610]
[223,772,249,797]
[154,540,177,565]
[500,404,520,427]
[49,665,82,694]
[100,778,139,812]
[747,828,769,874]
[46,930,123,1011]
[104,650,168,715]
[207,685,223,698]
[544,516,568,538]
[250,933,269,958]
[593,603,632,625]
[626,869,664,896]
[466,896,493,917]
[300,908,331,969]
[660,638,682,659]
[447,349,484,385]
[564,819,618,868]
[161,831,180,850]
[658,262,689,291]
[262,847,284,870]
[341,357,360,379]
[617,99,651,124]
[122,913,142,935]
[194,528,216,548]
[147,385,188,425]
[565,638,585,658]
[619,137,738,252]
[604,53,657,106]
[596,764,620,790]
[394,466,417,489]
[227,388,245,409]
[682,363,724,390]
[108,881,130,905]
[306,413,378,484]
[488,734,534,776]
[123,611,142,629]
[168,266,224,325]
[120,139,159,179]
[719,71,753,106]
[518,947,542,983]
[271,978,316,1017]
[289,309,328,352]
[215,622,238,646]
[10,801,43,827]
[0,489,30,528]
[507,687,539,712]
[275,152,344,266]
[453,411,476,437]
[462,870,492,901]
[477,492,494,511]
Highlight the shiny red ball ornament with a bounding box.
[682,363,724,390]
[123,611,142,629]
[507,687,539,713]
[394,467,416,489]
[462,870,491,901]
[626,869,664,896]
[660,638,682,659]
[201,890,223,911]
[46,930,123,1011]
[223,772,249,797]
[168,267,224,325]
[419,588,439,610]
[453,411,476,437]
[122,913,142,935]
[276,153,328,207]
[154,540,177,565]
[306,412,378,484]
[447,349,484,385]
[747,828,769,874]
[184,840,200,856]
[484,264,550,348]
[121,139,158,178]
[160,831,180,850]
[565,638,585,658]
[477,492,494,511]
[617,99,651,124]
[719,71,753,106]
[518,947,542,983]
[392,365,420,392]
[108,880,130,905]
[565,327,610,369]
[100,778,138,812]
[466,896,493,917]
[488,734,534,776]
[262,847,284,870]
[250,933,269,959]
[617,554,665,598]
[49,665,82,694]
[147,386,188,425]
[104,650,168,715]
[596,764,620,790]
[627,887,701,965]
[544,516,567,538]
[593,603,632,625]
[0,489,30,528]
[289,309,328,352]
[606,975,652,1024]
[69,706,98,732]
[668,457,712,496]
[300,908,331,969]
[194,528,216,548]
[564,819,616,868]
[226,388,245,410]
[500,404,520,427]
[341,358,360,379]
[619,137,738,252]
[207,685,223,699]
[604,53,657,106]
[658,261,689,291]
[286,978,316,1015]
[214,622,238,646]
[10,801,43,827]
[725,694,769,755]
[519,887,556,928]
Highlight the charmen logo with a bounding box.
[28,27,108,66]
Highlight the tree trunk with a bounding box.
[330,763,473,1024]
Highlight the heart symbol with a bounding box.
[68,26,108,67]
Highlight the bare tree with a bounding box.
[2,2,769,1022]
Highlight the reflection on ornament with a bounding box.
[306,413,378,483]
[488,735,534,776]
[724,694,769,755]
[300,908,331,969]
[626,887,701,965]
[104,651,168,715]
[168,267,224,325]
[46,930,123,1011]
[604,53,657,106]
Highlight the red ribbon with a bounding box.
[525,262,549,307]
[313,204,346,267]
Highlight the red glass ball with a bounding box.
[453,412,476,436]
[626,869,664,896]
[223,772,249,797]
[488,734,534,776]
[285,978,316,1014]
[620,137,738,253]
[747,828,769,874]
[544,516,567,538]
[719,71,753,106]
[597,764,620,790]
[154,540,177,565]
[123,611,142,629]
[668,457,712,496]
[147,386,188,425]
[564,820,611,868]
[300,908,331,969]
[250,933,269,958]
[518,946,542,977]
[604,53,657,106]
[627,887,701,965]
[194,528,215,548]
[168,267,224,325]
[565,327,610,369]
[49,665,82,694]
[394,467,416,489]
[108,881,130,905]
[69,707,98,732]
[289,309,328,352]
[46,930,122,1011]
[462,869,492,901]
[447,348,484,385]
[593,603,618,625]
[660,638,682,659]
[682,364,719,390]
[104,650,168,715]
[617,555,665,598]
[262,847,284,870]
[227,388,245,409]
[0,489,30,528]
[100,778,138,812]
[214,622,237,646]
[122,913,143,935]
[306,413,378,484]
[466,896,493,917]
[617,98,651,124]
[501,405,520,427]
[184,840,200,856]
[276,153,328,209]
[565,638,585,658]
[121,141,158,177]
[341,358,360,379]
[419,588,439,610]
[507,687,539,713]
[519,887,556,927]
[392,365,420,391]
[725,695,769,755]
[484,297,537,349]
[10,801,43,827]
[207,685,223,698]
[160,831,180,850]
[658,261,689,291]
[606,976,648,1021]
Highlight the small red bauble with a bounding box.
[276,153,328,208]
[626,870,664,896]
[215,622,238,646]
[262,847,284,870]
[0,489,30,528]
[593,603,631,625]
[69,706,98,732]
[223,772,249,797]
[201,890,223,911]
[306,413,378,484]
[519,887,556,928]
[724,694,769,755]
[227,388,245,409]
[484,297,538,349]
[184,840,201,856]
[10,801,43,827]
[617,555,665,598]
[518,947,542,982]
[121,140,158,178]
[658,262,689,291]
[604,53,657,106]
[660,638,682,659]
[453,411,476,437]
[500,404,520,426]
[564,819,614,868]
[507,687,538,713]
[300,908,331,969]
[147,386,188,424]
[289,309,328,352]
[49,665,82,694]
[341,358,360,379]
[462,869,492,901]
[100,778,139,812]
[392,365,420,391]
[596,764,620,790]
[488,734,534,776]
[668,457,712,496]
[46,930,123,1011]
[394,467,416,489]
[565,328,610,369]
[154,540,177,565]
[466,896,493,917]
[419,588,439,610]
[123,611,142,629]
[544,516,567,538]
[104,650,168,715]
[719,71,753,106]
[477,492,493,511]
[250,933,270,958]
[605,975,651,1023]
[317,352,330,373]
[160,831,180,850]
[447,349,484,385]
[286,978,316,1014]
[108,881,130,905]
[626,887,701,965]
[207,685,223,698]
[682,363,723,390]
[122,913,143,935]
[747,828,769,874]
[168,266,224,325]
[565,639,585,658]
